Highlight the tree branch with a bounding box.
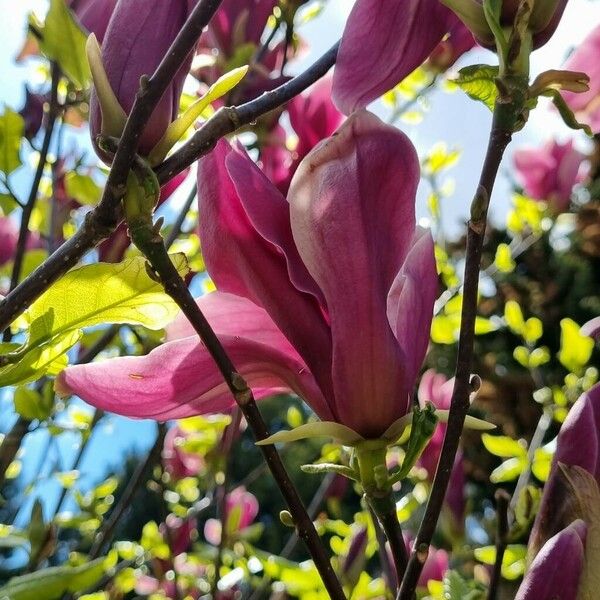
[487,489,510,600]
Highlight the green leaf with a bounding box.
[482,433,527,458]
[0,330,81,387]
[490,457,526,483]
[532,444,554,482]
[558,318,594,373]
[26,254,188,348]
[13,386,53,421]
[27,500,46,566]
[140,521,170,560]
[523,317,543,344]
[504,300,525,335]
[0,558,106,599]
[494,243,515,273]
[474,544,526,580]
[0,108,24,175]
[64,172,102,206]
[33,0,91,88]
[0,249,49,283]
[454,65,499,111]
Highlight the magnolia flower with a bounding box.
[519,383,600,598]
[89,0,195,157]
[162,425,205,480]
[0,217,41,267]
[19,88,45,141]
[426,21,476,73]
[204,487,259,545]
[417,370,465,528]
[561,24,600,134]
[57,111,438,439]
[513,139,586,213]
[332,0,568,114]
[260,77,344,193]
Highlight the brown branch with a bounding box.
[397,89,525,599]
[0,42,338,334]
[487,489,510,600]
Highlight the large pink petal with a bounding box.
[289,111,420,436]
[387,228,438,386]
[332,0,458,114]
[197,140,334,402]
[57,292,333,421]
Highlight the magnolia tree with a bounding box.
[0,0,599,598]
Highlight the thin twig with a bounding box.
[487,489,510,600]
[0,417,32,488]
[397,92,521,599]
[129,225,345,600]
[369,505,397,591]
[0,42,338,333]
[88,423,167,559]
[3,63,61,342]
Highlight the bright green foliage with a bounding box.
[30,0,91,88]
[141,521,170,560]
[558,318,594,373]
[482,433,528,483]
[64,173,103,206]
[474,544,527,579]
[494,243,516,273]
[0,558,107,600]
[0,108,24,175]
[454,65,499,110]
[13,386,53,420]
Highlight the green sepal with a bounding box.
[148,65,248,165]
[389,404,438,484]
[540,88,592,136]
[255,421,364,446]
[300,463,359,481]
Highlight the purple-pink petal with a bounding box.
[56,292,332,421]
[332,0,458,114]
[516,520,586,600]
[197,139,334,405]
[289,110,425,436]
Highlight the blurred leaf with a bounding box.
[0,249,49,283]
[55,470,79,488]
[454,64,499,110]
[0,108,24,175]
[529,346,550,368]
[141,521,170,560]
[64,172,102,206]
[31,0,91,88]
[505,300,525,335]
[27,500,47,565]
[482,434,527,458]
[494,243,515,273]
[442,570,484,600]
[13,386,53,421]
[514,485,541,528]
[422,143,461,176]
[5,460,22,479]
[0,558,106,599]
[523,317,543,344]
[474,544,526,579]
[558,318,594,373]
[490,456,526,483]
[532,444,554,482]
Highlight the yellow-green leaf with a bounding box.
[0,109,24,175]
[505,300,525,335]
[13,386,53,421]
[490,457,526,483]
[454,64,499,111]
[33,0,91,88]
[494,243,515,273]
[64,172,102,206]
[558,318,594,373]
[482,433,527,458]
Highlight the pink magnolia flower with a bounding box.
[417,370,465,528]
[398,537,448,588]
[516,519,587,600]
[19,88,45,141]
[90,0,195,157]
[204,486,259,545]
[260,77,344,193]
[162,425,205,480]
[0,217,41,266]
[332,0,568,114]
[561,24,600,134]
[160,513,197,556]
[56,111,438,439]
[513,139,586,212]
[520,383,600,598]
[69,0,117,43]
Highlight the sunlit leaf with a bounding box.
[454,64,499,110]
[0,108,24,175]
[31,0,91,88]
[482,433,527,458]
[13,386,53,421]
[490,457,526,483]
[558,318,594,373]
[64,172,102,206]
[494,243,515,273]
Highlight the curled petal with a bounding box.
[57,292,332,421]
[289,110,420,436]
[387,227,438,387]
[332,0,458,113]
[198,140,333,401]
[516,520,587,600]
